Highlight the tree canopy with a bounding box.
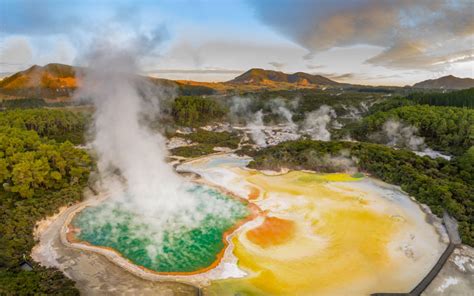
[354,105,474,155]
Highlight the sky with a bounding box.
[0,0,473,86]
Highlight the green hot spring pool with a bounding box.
[72,185,249,273]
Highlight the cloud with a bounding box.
[268,61,285,69]
[306,64,324,70]
[0,36,33,71]
[326,73,354,80]
[147,68,243,75]
[249,0,474,70]
[315,71,404,83]
[366,41,474,70]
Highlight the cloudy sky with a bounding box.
[0,0,473,85]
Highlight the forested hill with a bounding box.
[413,75,474,90]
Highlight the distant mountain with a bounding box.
[0,63,217,100]
[0,63,78,90]
[226,68,340,86]
[413,75,474,90]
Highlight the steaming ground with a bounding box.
[222,97,451,160]
[228,96,339,147]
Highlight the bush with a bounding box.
[172,96,226,126]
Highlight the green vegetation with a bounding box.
[0,110,92,294]
[178,84,215,96]
[171,144,215,158]
[172,96,226,126]
[367,97,415,114]
[408,88,474,108]
[0,268,79,295]
[183,129,240,149]
[355,105,474,155]
[0,108,87,144]
[248,139,474,245]
[170,129,241,158]
[0,98,47,109]
[367,88,474,115]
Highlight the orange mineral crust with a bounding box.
[246,216,295,248]
[247,186,260,200]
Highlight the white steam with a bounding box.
[247,110,267,147]
[383,120,425,151]
[302,105,336,141]
[229,96,252,123]
[269,98,297,130]
[229,96,302,148]
[76,46,200,221]
[382,120,451,160]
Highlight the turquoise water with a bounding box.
[204,156,251,168]
[72,185,249,272]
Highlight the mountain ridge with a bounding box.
[0,64,341,99]
[2,64,473,101]
[413,75,474,90]
[226,68,340,86]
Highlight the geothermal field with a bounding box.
[2,2,474,295]
[58,153,446,295]
[25,50,473,296]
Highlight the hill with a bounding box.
[413,75,474,90]
[0,63,78,90]
[0,63,79,100]
[0,65,343,100]
[226,68,340,86]
[0,63,216,100]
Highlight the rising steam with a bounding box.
[73,39,244,262]
[247,110,267,147]
[74,42,203,223]
[269,98,297,130]
[383,120,425,151]
[302,105,336,141]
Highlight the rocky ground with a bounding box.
[423,245,474,296]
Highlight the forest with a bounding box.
[408,88,474,108]
[354,105,474,155]
[171,96,226,126]
[0,109,88,144]
[0,111,91,294]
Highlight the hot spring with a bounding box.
[71,184,250,273]
[67,154,446,295]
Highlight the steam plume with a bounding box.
[247,110,267,147]
[302,105,336,141]
[269,98,297,129]
[383,120,425,151]
[75,43,198,220]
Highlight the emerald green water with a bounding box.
[72,185,249,273]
